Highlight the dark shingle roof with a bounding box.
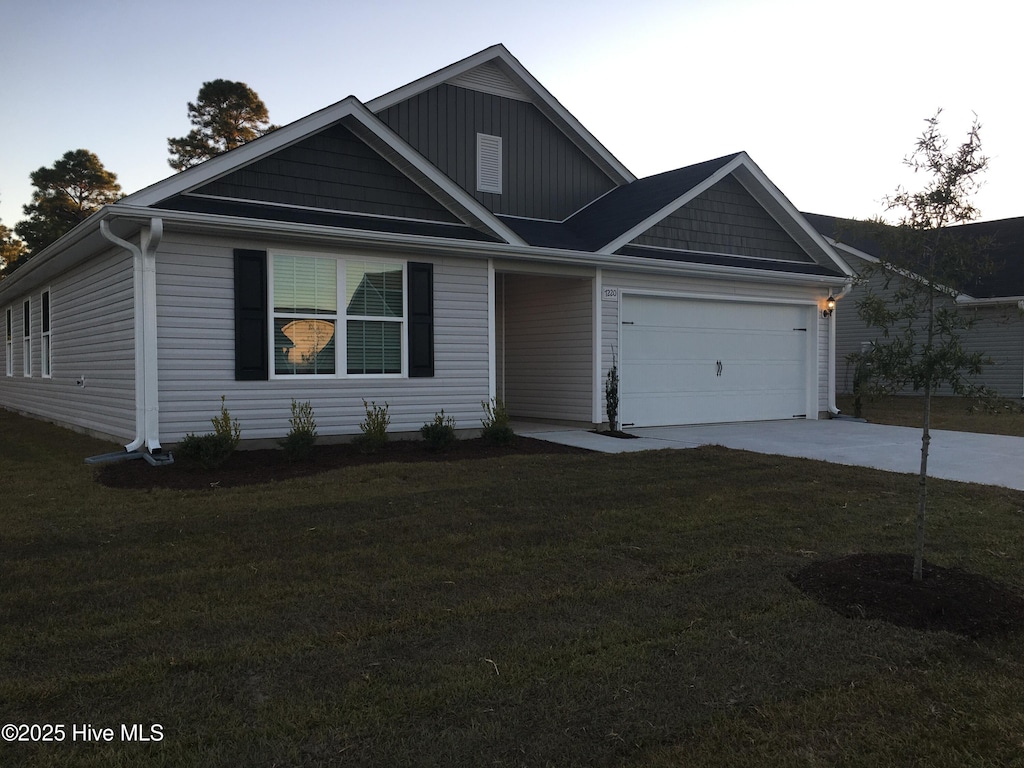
[803,212,1024,299]
[499,154,742,253]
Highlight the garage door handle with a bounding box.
[716,360,723,377]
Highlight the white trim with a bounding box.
[118,97,526,248]
[4,306,12,377]
[592,269,603,425]
[599,155,745,255]
[40,287,51,378]
[367,44,634,185]
[488,259,497,403]
[22,298,30,377]
[599,153,855,279]
[268,249,408,379]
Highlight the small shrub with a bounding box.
[421,410,457,451]
[481,397,514,445]
[280,399,318,462]
[177,396,241,470]
[605,351,619,432]
[357,399,390,453]
[211,395,241,452]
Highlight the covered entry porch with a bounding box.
[493,269,599,426]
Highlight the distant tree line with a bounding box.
[1,80,273,277]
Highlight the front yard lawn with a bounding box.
[3,409,1024,767]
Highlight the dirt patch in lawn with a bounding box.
[95,436,589,491]
[790,552,1024,638]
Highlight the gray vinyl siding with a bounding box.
[376,84,617,220]
[835,250,1024,398]
[599,271,830,419]
[633,175,813,262]
[0,249,136,441]
[190,122,460,223]
[496,274,593,422]
[155,232,491,442]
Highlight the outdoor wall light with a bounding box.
[822,294,836,318]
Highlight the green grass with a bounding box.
[2,409,1024,766]
[838,393,1024,436]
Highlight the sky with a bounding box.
[1,0,1020,232]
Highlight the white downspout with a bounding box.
[827,281,854,416]
[100,218,163,452]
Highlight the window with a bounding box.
[476,133,502,194]
[22,299,30,377]
[4,308,11,377]
[273,255,337,375]
[41,290,51,378]
[346,261,404,374]
[271,253,405,377]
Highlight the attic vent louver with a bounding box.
[476,133,502,194]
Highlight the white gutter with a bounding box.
[827,281,854,416]
[105,204,846,288]
[955,294,1024,309]
[99,218,164,453]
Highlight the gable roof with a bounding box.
[119,96,526,246]
[502,153,852,277]
[804,212,1024,299]
[367,44,635,187]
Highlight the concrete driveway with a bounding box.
[517,419,1024,492]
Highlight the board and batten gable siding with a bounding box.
[0,248,136,441]
[496,273,593,422]
[599,270,829,420]
[376,83,618,221]
[154,232,491,442]
[186,122,461,224]
[632,176,815,262]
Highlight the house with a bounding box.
[0,44,853,453]
[803,212,1024,399]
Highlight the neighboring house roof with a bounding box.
[803,212,1024,300]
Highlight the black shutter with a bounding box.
[407,262,434,377]
[234,249,269,381]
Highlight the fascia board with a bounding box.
[117,95,525,248]
[367,44,635,185]
[120,96,370,207]
[106,204,840,288]
[0,207,121,302]
[598,155,747,255]
[730,158,856,277]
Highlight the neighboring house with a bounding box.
[804,212,1024,399]
[0,44,853,452]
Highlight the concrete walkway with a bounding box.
[516,419,1024,492]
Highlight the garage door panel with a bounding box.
[621,296,809,427]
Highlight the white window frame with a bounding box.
[4,307,11,377]
[41,289,52,378]
[476,133,502,194]
[22,299,31,377]
[268,250,407,380]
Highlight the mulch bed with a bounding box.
[790,552,1024,638]
[94,436,588,491]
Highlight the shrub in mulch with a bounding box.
[790,552,1024,638]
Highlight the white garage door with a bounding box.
[620,295,811,427]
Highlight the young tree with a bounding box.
[167,79,276,171]
[14,150,122,256]
[853,110,992,582]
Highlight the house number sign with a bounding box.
[603,288,618,300]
